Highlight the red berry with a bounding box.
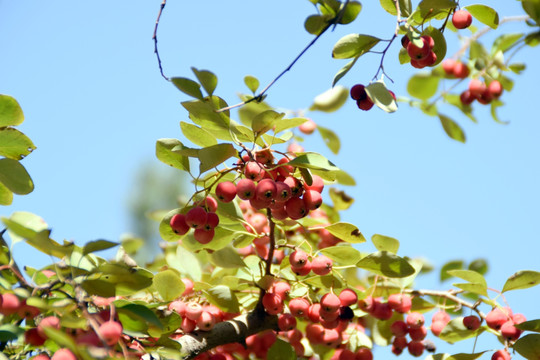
[452,9,473,29]
[0,293,20,315]
[486,307,512,330]
[185,302,203,321]
[308,303,322,323]
[256,179,277,200]
[393,336,408,350]
[99,320,123,346]
[388,293,412,313]
[194,228,214,244]
[51,349,76,360]
[169,300,187,316]
[460,90,476,105]
[311,255,333,275]
[407,37,431,61]
[182,317,197,333]
[406,312,425,329]
[501,320,522,340]
[255,149,274,165]
[371,301,393,320]
[350,84,367,101]
[409,326,428,341]
[463,315,481,330]
[215,181,237,202]
[285,197,308,219]
[431,320,447,337]
[488,80,504,98]
[262,293,283,315]
[320,293,341,313]
[468,78,487,97]
[274,181,292,202]
[304,174,324,193]
[283,176,303,197]
[492,349,511,360]
[338,288,358,307]
[278,313,297,331]
[25,327,46,346]
[289,297,310,318]
[453,62,470,78]
[185,207,208,229]
[38,316,61,338]
[277,157,294,177]
[236,178,256,200]
[243,161,264,181]
[198,196,218,212]
[272,281,290,299]
[401,36,410,48]
[299,119,317,134]
[357,98,374,111]
[358,296,375,313]
[196,311,216,331]
[442,59,456,75]
[390,320,409,337]
[170,213,190,235]
[355,348,373,360]
[204,212,219,230]
[408,340,424,357]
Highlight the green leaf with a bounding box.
[372,234,399,254]
[516,320,540,333]
[82,239,119,256]
[440,260,463,282]
[180,121,218,147]
[448,269,488,296]
[267,338,296,360]
[332,34,380,59]
[288,152,339,172]
[154,269,185,301]
[317,125,340,154]
[273,117,308,134]
[407,72,440,100]
[365,82,397,113]
[411,296,436,312]
[465,4,499,29]
[304,14,331,35]
[340,1,362,24]
[0,324,24,342]
[210,246,247,268]
[492,33,524,54]
[171,77,203,99]
[0,95,24,127]
[513,334,540,360]
[439,113,466,143]
[252,110,285,136]
[244,75,259,93]
[332,56,359,87]
[522,1,540,24]
[310,86,349,112]
[329,188,354,211]
[525,31,540,47]
[509,62,526,74]
[439,317,485,344]
[379,0,412,16]
[191,68,217,96]
[468,258,488,275]
[198,143,237,173]
[319,245,362,265]
[42,327,78,352]
[0,127,35,160]
[155,138,190,172]
[116,301,164,330]
[0,182,13,205]
[166,245,202,282]
[417,0,457,20]
[322,222,365,244]
[447,352,487,360]
[334,169,356,186]
[203,285,240,313]
[356,251,416,278]
[0,158,33,195]
[502,270,540,292]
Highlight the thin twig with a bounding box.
[153,0,170,81]
[216,2,351,113]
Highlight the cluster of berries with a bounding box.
[289,249,333,276]
[350,84,396,111]
[402,35,437,69]
[169,196,220,244]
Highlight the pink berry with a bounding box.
[406,312,425,329]
[311,255,333,275]
[299,119,317,135]
[320,293,341,313]
[338,288,358,307]
[452,9,473,29]
[289,297,310,318]
[99,320,123,346]
[236,178,256,200]
[388,293,412,313]
[194,228,214,244]
[215,181,237,202]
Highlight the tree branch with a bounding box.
[178,306,278,360]
[153,0,169,81]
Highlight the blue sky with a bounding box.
[1,1,538,358]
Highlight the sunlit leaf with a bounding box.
[198,143,237,173]
[324,222,365,243]
[365,82,397,113]
[154,269,185,301]
[155,138,190,172]
[0,127,36,160]
[203,285,240,313]
[191,68,217,96]
[0,158,34,195]
[288,152,339,172]
[320,245,362,265]
[408,73,440,100]
[465,4,499,29]
[502,270,540,292]
[0,95,24,127]
[332,34,380,59]
[171,77,203,99]
[356,251,416,278]
[268,338,296,360]
[180,122,218,147]
[439,317,485,344]
[514,334,540,360]
[310,86,349,112]
[372,234,399,254]
[317,125,340,154]
[439,114,466,143]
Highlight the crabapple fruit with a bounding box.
[170,213,190,235]
[338,288,358,307]
[388,293,412,313]
[289,297,310,318]
[236,178,256,200]
[406,312,425,329]
[452,9,473,29]
[320,293,341,313]
[299,119,317,134]
[311,255,333,275]
[463,315,481,330]
[215,181,237,202]
[186,207,208,229]
[51,349,76,360]
[99,320,123,346]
